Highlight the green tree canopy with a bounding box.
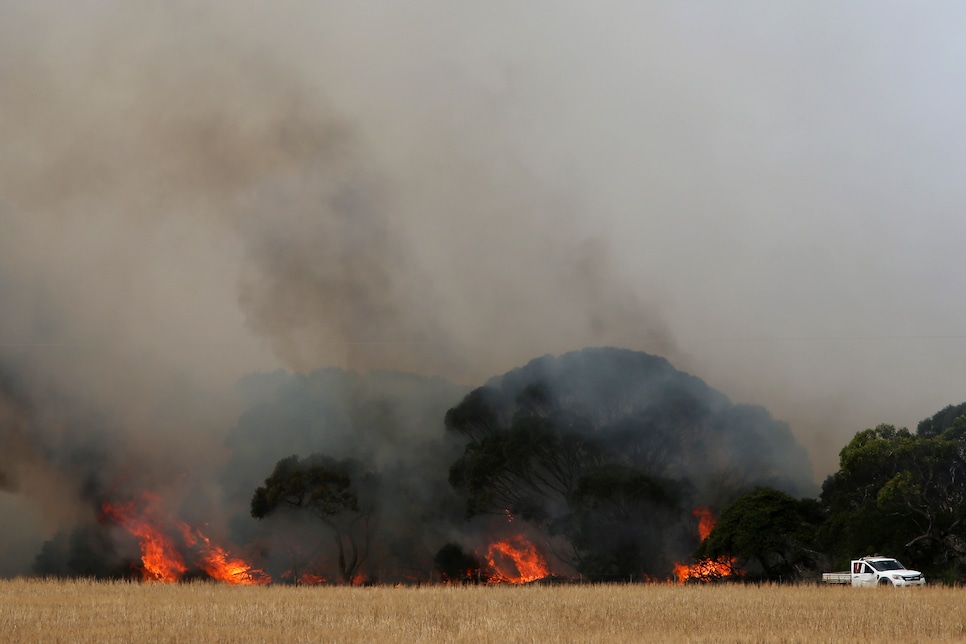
[820,420,966,581]
[918,403,966,438]
[696,487,823,581]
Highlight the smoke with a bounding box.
[0,1,674,555]
[2,1,675,378]
[2,1,966,574]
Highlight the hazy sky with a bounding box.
[3,1,966,486]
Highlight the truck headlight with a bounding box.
[892,574,901,580]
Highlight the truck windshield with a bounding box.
[869,559,904,571]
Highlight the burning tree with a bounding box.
[444,348,814,582]
[251,454,376,584]
[672,506,742,584]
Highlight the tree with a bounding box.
[918,403,966,438]
[820,421,966,581]
[447,405,601,523]
[696,487,823,581]
[251,454,376,584]
[560,464,684,580]
[444,348,815,579]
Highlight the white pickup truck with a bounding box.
[822,556,925,587]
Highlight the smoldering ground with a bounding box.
[2,2,966,574]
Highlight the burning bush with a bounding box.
[99,491,268,584]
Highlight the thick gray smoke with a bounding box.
[0,1,673,574]
[2,2,966,574]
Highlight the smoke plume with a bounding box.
[2,2,966,575]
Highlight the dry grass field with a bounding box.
[1,579,963,643]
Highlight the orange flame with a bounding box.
[281,568,329,585]
[694,506,715,541]
[101,492,268,584]
[179,524,270,585]
[481,535,550,583]
[671,506,742,584]
[672,556,741,583]
[100,493,187,582]
[299,572,328,585]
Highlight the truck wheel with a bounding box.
[878,579,893,587]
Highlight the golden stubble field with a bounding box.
[1,579,963,643]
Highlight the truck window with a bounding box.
[853,562,861,574]
[869,559,903,572]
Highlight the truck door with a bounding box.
[853,562,877,587]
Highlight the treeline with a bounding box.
[698,402,966,583]
[243,351,966,584]
[32,348,966,584]
[242,348,815,583]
